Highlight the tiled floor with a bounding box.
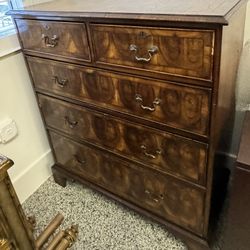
[23,177,224,250]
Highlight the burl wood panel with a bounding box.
[16,20,91,62]
[28,57,211,137]
[90,24,214,81]
[49,131,205,235]
[39,94,208,184]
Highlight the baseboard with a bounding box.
[12,150,54,203]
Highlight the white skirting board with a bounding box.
[11,150,54,203]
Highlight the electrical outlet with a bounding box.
[0,119,18,144]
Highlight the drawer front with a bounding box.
[90,24,214,82]
[16,20,90,61]
[39,95,208,184]
[29,57,211,137]
[50,131,205,235]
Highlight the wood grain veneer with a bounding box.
[28,57,211,137]
[8,1,247,249]
[90,24,214,81]
[16,19,91,62]
[50,130,206,235]
[39,94,208,185]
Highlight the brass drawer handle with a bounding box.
[64,116,78,129]
[129,44,158,62]
[74,154,86,165]
[52,76,68,88]
[135,94,161,112]
[145,190,164,203]
[42,34,58,48]
[140,145,161,159]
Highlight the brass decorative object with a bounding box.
[35,213,64,249]
[129,44,159,62]
[46,231,65,250]
[0,239,11,250]
[54,225,79,250]
[0,154,79,250]
[27,216,36,232]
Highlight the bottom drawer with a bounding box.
[49,131,205,235]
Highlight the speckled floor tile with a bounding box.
[23,177,224,250]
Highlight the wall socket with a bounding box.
[0,118,18,144]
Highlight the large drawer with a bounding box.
[29,57,211,137]
[50,131,205,235]
[90,24,214,82]
[16,20,91,62]
[39,94,208,185]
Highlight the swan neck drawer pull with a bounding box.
[42,34,58,48]
[64,116,78,129]
[135,94,161,112]
[74,155,86,165]
[145,190,164,203]
[140,145,161,159]
[129,44,158,62]
[52,76,68,88]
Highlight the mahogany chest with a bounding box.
[8,0,247,249]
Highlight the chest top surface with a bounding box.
[8,0,246,24]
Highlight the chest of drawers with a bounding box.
[9,0,247,249]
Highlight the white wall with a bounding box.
[244,2,250,43]
[0,52,53,203]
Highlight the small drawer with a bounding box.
[29,57,211,137]
[16,19,91,62]
[39,95,208,185]
[90,24,214,82]
[50,131,205,235]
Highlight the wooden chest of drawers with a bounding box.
[9,0,247,249]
